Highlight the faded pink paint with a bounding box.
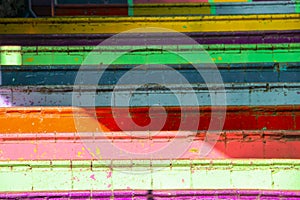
[2,138,300,160]
[1,131,300,160]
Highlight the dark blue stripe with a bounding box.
[1,63,299,86]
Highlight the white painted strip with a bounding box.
[0,83,299,106]
[0,159,299,191]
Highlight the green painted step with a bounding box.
[0,44,299,65]
[0,159,299,191]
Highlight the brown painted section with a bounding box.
[55,4,128,16]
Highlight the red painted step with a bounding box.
[0,106,299,133]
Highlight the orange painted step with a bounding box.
[0,106,299,133]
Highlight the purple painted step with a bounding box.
[1,190,300,199]
[0,31,299,46]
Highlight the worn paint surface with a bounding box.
[0,160,299,191]
[1,31,299,46]
[1,190,300,199]
[1,63,299,85]
[1,0,300,196]
[1,44,300,65]
[0,14,299,34]
[0,106,299,133]
[0,83,299,106]
[0,130,300,160]
[28,0,300,18]
[132,2,298,16]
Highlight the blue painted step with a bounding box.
[1,63,299,86]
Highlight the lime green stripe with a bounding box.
[128,0,134,16]
[19,43,299,52]
[1,44,299,65]
[0,159,299,191]
[18,51,300,65]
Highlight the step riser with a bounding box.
[1,84,299,107]
[2,45,300,65]
[0,14,299,34]
[0,106,299,132]
[1,63,299,85]
[1,131,300,159]
[0,160,299,191]
[2,190,300,199]
[51,2,299,16]
[2,31,299,45]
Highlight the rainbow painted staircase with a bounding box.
[0,0,300,199]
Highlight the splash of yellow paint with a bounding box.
[96,147,101,155]
[189,148,199,153]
